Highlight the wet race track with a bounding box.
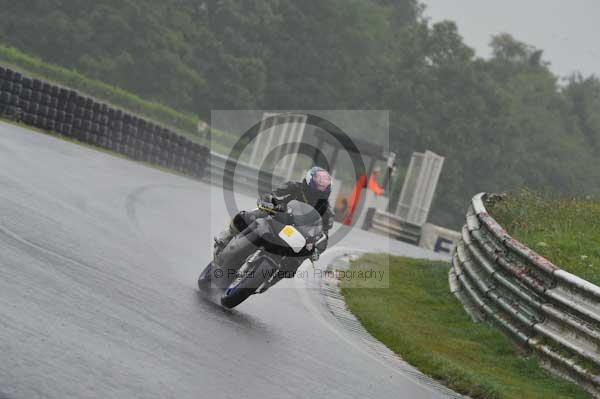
[0,122,455,399]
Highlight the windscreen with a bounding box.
[285,200,323,238]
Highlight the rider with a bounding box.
[214,166,334,258]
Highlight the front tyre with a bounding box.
[220,258,275,309]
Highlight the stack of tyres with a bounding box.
[0,67,23,120]
[0,65,210,180]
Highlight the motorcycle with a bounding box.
[198,199,326,309]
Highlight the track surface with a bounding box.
[0,122,453,399]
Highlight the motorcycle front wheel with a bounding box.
[220,258,276,309]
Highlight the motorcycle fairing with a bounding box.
[278,225,306,253]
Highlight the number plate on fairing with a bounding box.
[278,225,306,253]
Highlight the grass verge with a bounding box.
[340,254,590,399]
[489,190,600,287]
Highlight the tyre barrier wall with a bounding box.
[0,66,209,179]
[449,193,600,398]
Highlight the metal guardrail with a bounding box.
[363,209,422,245]
[449,193,600,397]
[206,151,286,197]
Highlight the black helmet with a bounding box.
[304,166,332,199]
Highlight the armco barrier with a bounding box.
[450,193,600,397]
[208,152,286,196]
[0,65,209,179]
[362,209,422,245]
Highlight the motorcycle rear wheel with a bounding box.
[197,261,213,290]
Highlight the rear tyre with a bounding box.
[198,261,214,290]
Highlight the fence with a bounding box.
[450,193,600,397]
[0,66,209,179]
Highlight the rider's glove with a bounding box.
[274,202,287,212]
[259,194,287,212]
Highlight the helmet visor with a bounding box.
[313,170,331,192]
[306,167,332,195]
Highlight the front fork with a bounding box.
[256,255,311,294]
[225,249,263,291]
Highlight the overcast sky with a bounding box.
[423,0,600,79]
